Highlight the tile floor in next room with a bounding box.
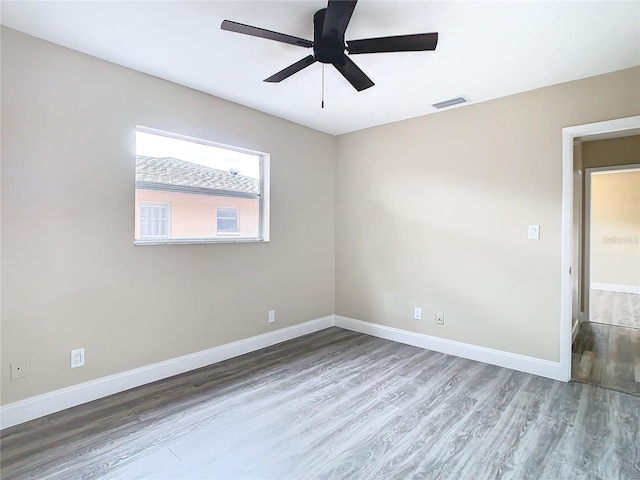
[589,289,640,329]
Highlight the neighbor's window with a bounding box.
[135,127,269,244]
[139,202,170,238]
[217,207,239,234]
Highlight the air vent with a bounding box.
[432,96,468,110]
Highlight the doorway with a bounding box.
[572,163,640,395]
[585,165,640,330]
[560,116,640,385]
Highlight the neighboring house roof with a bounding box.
[136,156,260,196]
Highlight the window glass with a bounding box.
[135,127,268,244]
[217,207,239,233]
[140,203,170,237]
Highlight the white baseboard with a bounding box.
[0,316,334,430]
[2,314,569,430]
[334,316,564,381]
[572,319,581,344]
[591,283,640,294]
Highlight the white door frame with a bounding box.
[560,115,640,382]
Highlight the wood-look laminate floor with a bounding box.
[590,289,640,329]
[572,321,640,396]
[2,327,640,480]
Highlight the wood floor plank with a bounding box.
[206,351,459,480]
[66,338,395,479]
[510,381,582,479]
[572,321,640,396]
[2,327,639,480]
[591,323,609,385]
[167,340,404,463]
[260,356,473,479]
[615,391,640,480]
[605,327,638,394]
[577,351,594,379]
[97,447,183,480]
[370,371,530,480]
[307,361,511,480]
[448,375,557,480]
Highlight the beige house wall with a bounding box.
[590,170,640,288]
[135,190,260,239]
[2,23,640,409]
[583,135,640,168]
[1,27,336,406]
[579,135,640,304]
[336,66,640,363]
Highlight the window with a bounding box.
[139,203,170,238]
[217,207,239,234]
[134,127,270,245]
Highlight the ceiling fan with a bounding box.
[221,0,438,92]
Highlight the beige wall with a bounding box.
[580,135,639,303]
[336,66,640,362]
[1,28,336,405]
[590,170,640,287]
[2,25,640,407]
[583,135,640,168]
[135,190,260,239]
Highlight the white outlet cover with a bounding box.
[414,307,422,320]
[10,361,27,380]
[71,348,85,368]
[436,313,445,325]
[268,310,275,323]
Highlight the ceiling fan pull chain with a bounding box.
[321,63,325,109]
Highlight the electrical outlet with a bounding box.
[10,361,27,380]
[436,313,445,325]
[413,307,422,320]
[268,310,275,323]
[71,348,85,368]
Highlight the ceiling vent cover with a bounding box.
[432,96,467,109]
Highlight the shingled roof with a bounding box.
[136,156,259,195]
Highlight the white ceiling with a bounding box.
[2,1,639,135]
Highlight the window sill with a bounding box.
[134,237,267,246]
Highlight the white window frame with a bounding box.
[217,207,240,235]
[139,202,170,239]
[134,126,270,246]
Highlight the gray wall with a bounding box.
[1,28,336,405]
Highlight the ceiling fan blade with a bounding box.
[221,20,313,48]
[322,0,358,41]
[348,33,438,54]
[264,55,317,83]
[332,55,374,92]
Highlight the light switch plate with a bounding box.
[528,225,540,240]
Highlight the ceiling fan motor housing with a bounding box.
[313,9,346,65]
